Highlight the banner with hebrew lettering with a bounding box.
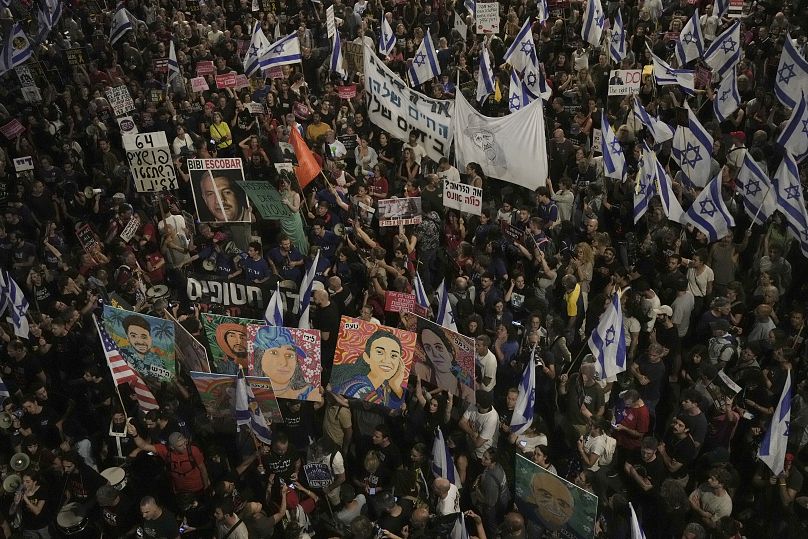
[201,313,262,375]
[186,275,263,310]
[102,305,176,382]
[363,45,453,162]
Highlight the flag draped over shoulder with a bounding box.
[758,369,791,476]
[774,34,808,109]
[453,89,548,190]
[588,293,627,380]
[235,369,273,445]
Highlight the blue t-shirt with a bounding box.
[240,255,271,283]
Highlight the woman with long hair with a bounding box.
[10,471,50,538]
[252,327,316,400]
[278,175,310,253]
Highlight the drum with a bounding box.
[100,466,127,491]
[57,502,89,536]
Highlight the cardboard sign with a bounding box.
[117,115,139,135]
[0,119,25,140]
[76,223,100,253]
[105,85,136,116]
[476,2,500,34]
[215,72,237,88]
[122,131,178,192]
[13,156,34,172]
[119,214,141,243]
[385,291,417,313]
[327,5,336,38]
[592,128,602,154]
[233,74,250,89]
[247,102,265,114]
[66,47,86,66]
[443,181,482,215]
[377,197,423,227]
[196,60,215,76]
[190,76,209,92]
[337,84,357,99]
[240,182,293,220]
[607,69,642,95]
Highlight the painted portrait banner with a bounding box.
[201,313,262,375]
[102,305,176,382]
[189,371,283,425]
[246,325,323,402]
[165,310,210,373]
[514,454,598,539]
[408,314,475,402]
[330,316,416,409]
[188,158,252,223]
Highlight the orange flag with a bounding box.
[289,127,322,189]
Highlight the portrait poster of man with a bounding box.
[405,313,475,403]
[330,316,416,410]
[201,313,262,375]
[246,325,323,402]
[165,310,211,373]
[188,158,253,223]
[514,454,598,539]
[102,305,176,382]
[189,371,283,426]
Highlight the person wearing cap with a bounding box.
[97,483,139,537]
[127,424,210,496]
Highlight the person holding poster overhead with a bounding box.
[197,170,252,223]
[251,326,317,400]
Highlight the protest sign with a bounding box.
[304,463,333,487]
[122,131,178,192]
[191,76,209,92]
[241,182,293,220]
[344,42,364,73]
[15,65,35,87]
[384,291,417,313]
[66,47,86,66]
[728,0,744,17]
[189,372,283,428]
[153,57,168,74]
[201,313,263,374]
[21,87,42,104]
[607,69,642,95]
[331,316,416,409]
[247,102,265,114]
[364,49,453,162]
[377,197,423,226]
[188,276,263,317]
[103,304,176,382]
[592,128,602,154]
[233,74,250,89]
[12,156,34,172]
[0,119,25,140]
[119,214,141,243]
[408,314,475,401]
[196,60,215,76]
[117,116,138,135]
[105,85,136,116]
[500,220,524,242]
[246,325,323,401]
[327,5,336,38]
[337,84,357,99]
[443,180,482,215]
[267,65,285,79]
[188,158,252,223]
[76,223,100,253]
[215,72,237,88]
[165,310,210,374]
[514,454,598,539]
[476,2,500,33]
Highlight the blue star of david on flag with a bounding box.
[683,142,703,168]
[745,178,762,197]
[682,32,696,45]
[700,199,717,217]
[520,41,533,55]
[525,71,537,86]
[414,53,426,67]
[605,325,616,346]
[778,62,796,85]
[509,95,521,110]
[720,38,737,54]
[610,140,623,155]
[802,119,808,135]
[272,43,285,53]
[720,89,732,102]
[785,184,801,200]
[611,32,621,45]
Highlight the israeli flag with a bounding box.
[758,369,792,476]
[537,0,549,24]
[168,40,180,82]
[379,17,396,56]
[0,270,29,339]
[581,0,605,47]
[588,293,627,380]
[476,47,495,103]
[435,280,458,332]
[261,33,302,70]
[297,250,320,330]
[608,9,626,63]
[633,96,674,143]
[682,177,735,243]
[508,69,525,112]
[235,369,273,445]
[601,112,625,180]
[776,93,808,163]
[714,68,741,123]
[774,34,808,109]
[264,283,284,326]
[774,150,808,256]
[656,158,685,223]
[431,427,461,488]
[714,0,730,18]
[408,32,440,87]
[243,22,270,77]
[671,103,714,188]
[629,502,647,539]
[509,356,536,435]
[634,144,657,224]
[414,271,431,314]
[35,0,62,43]
[0,23,33,73]
[675,11,704,66]
[503,18,537,73]
[648,45,694,93]
[464,0,476,17]
[330,31,346,79]
[704,21,741,76]
[736,151,775,226]
[523,62,552,101]
[110,7,133,45]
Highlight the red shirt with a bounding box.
[154,443,206,494]
[617,404,650,450]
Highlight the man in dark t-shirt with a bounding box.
[140,496,179,539]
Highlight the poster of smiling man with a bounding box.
[247,325,323,402]
[330,316,416,410]
[201,313,262,375]
[188,158,253,223]
[407,314,475,402]
[103,305,176,382]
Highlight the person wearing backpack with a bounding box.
[128,425,211,496]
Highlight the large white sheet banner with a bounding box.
[363,45,453,162]
[452,90,548,189]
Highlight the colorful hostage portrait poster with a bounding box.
[514,454,598,539]
[201,313,262,375]
[406,314,475,402]
[188,158,253,223]
[189,371,283,424]
[165,311,210,373]
[330,316,416,409]
[247,325,323,402]
[103,305,176,382]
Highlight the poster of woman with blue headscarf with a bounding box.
[247,325,322,401]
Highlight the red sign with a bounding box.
[337,84,357,99]
[153,57,168,74]
[196,60,215,76]
[384,291,416,313]
[0,119,25,140]
[233,74,250,89]
[267,66,284,79]
[215,72,237,89]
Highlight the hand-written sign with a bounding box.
[304,463,333,488]
[105,85,136,116]
[122,132,178,192]
[191,76,209,92]
[66,48,86,66]
[76,223,100,253]
[241,182,293,220]
[443,180,482,215]
[385,291,417,313]
[476,2,500,34]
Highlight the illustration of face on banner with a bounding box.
[189,371,283,425]
[165,311,210,373]
[330,316,416,409]
[201,313,262,374]
[188,158,252,223]
[407,314,475,402]
[514,455,598,539]
[247,325,323,402]
[103,305,176,382]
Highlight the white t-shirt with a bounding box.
[436,483,460,515]
[402,142,427,165]
[672,291,695,337]
[584,434,607,471]
[476,350,497,392]
[515,433,548,453]
[438,165,461,185]
[687,266,714,297]
[462,407,500,458]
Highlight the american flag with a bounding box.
[93,316,159,411]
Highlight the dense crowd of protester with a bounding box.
[0,0,807,538]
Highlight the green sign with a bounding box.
[241,182,293,220]
[514,454,598,539]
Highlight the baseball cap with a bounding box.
[654,305,673,317]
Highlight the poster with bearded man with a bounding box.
[189,158,253,223]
